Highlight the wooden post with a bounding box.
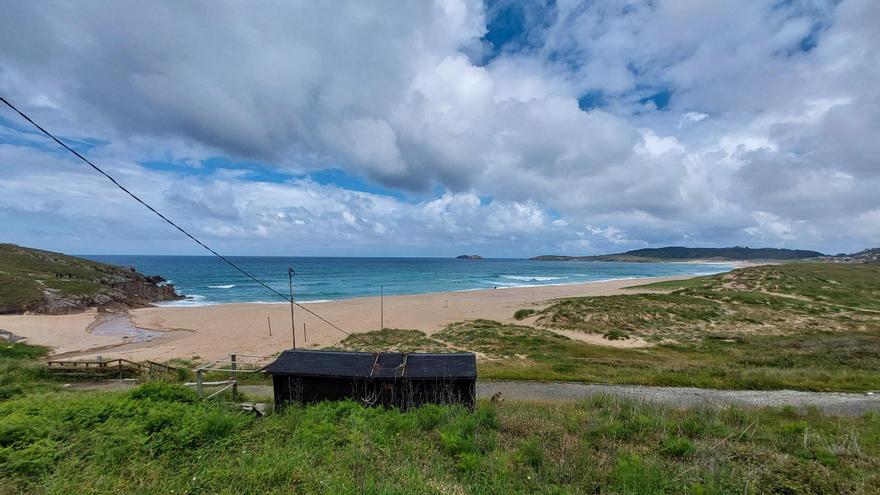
[230,353,238,401]
[267,316,272,337]
[303,322,307,343]
[380,285,384,331]
[196,369,204,397]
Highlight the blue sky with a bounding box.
[1,0,878,256]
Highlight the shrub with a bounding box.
[513,309,537,320]
[603,329,629,340]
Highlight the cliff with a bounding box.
[0,243,183,315]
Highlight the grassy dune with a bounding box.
[338,263,880,391]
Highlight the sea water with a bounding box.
[83,255,733,306]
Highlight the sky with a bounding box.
[0,0,878,257]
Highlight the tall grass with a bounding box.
[1,382,878,493]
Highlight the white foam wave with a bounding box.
[500,275,567,282]
[208,284,236,289]
[156,294,216,307]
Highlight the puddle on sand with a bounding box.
[90,314,161,343]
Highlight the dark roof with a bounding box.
[263,349,476,379]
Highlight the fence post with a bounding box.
[230,353,238,401]
[196,369,203,397]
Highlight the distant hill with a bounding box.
[455,254,483,260]
[817,247,880,264]
[0,243,182,315]
[531,246,824,262]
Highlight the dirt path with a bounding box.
[69,380,880,416]
[477,381,880,416]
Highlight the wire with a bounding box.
[0,96,356,338]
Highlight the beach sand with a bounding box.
[0,274,696,362]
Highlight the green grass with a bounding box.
[336,319,880,391]
[0,244,113,308]
[533,265,880,342]
[636,262,880,311]
[0,243,172,312]
[334,328,451,353]
[1,383,878,493]
[0,343,54,401]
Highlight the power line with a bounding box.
[0,96,356,338]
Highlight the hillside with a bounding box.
[531,246,823,262]
[818,247,880,264]
[0,243,182,314]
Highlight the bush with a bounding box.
[513,309,537,320]
[603,329,629,340]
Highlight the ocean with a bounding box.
[82,255,734,306]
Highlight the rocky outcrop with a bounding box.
[0,243,184,315]
[456,254,484,260]
[28,278,183,314]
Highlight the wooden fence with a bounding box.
[46,359,178,379]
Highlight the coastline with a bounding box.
[156,260,743,308]
[0,273,700,362]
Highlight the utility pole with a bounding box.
[288,267,296,349]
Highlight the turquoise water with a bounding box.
[83,256,733,306]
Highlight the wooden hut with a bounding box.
[263,350,476,409]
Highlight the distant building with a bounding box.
[263,350,476,410]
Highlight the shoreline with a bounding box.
[0,267,751,363]
[158,261,745,308]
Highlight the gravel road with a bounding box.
[478,381,880,416]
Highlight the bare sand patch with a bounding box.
[547,329,652,348]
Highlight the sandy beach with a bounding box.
[0,274,699,362]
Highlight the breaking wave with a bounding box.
[500,275,568,282]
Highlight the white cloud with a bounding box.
[0,0,878,255]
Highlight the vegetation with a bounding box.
[336,329,451,353]
[0,343,54,401]
[338,264,880,391]
[513,308,537,320]
[337,321,880,391]
[0,243,180,314]
[1,310,879,493]
[531,246,824,262]
[2,381,878,493]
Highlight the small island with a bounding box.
[455,254,484,260]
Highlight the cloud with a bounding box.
[1,0,878,255]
